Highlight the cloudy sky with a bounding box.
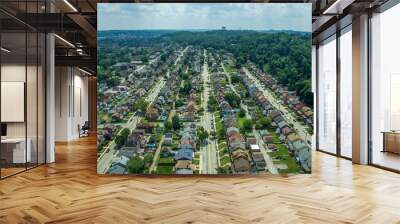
[98,3,311,32]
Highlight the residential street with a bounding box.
[243,67,311,146]
[200,51,218,174]
[98,47,189,174]
[97,78,166,173]
[222,64,278,174]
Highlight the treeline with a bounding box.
[97,30,313,106]
[161,30,313,106]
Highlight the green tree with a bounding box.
[230,74,241,84]
[115,128,130,148]
[241,119,253,133]
[175,99,184,107]
[164,120,172,132]
[216,166,230,174]
[197,127,209,143]
[224,92,241,108]
[172,115,181,130]
[127,156,145,174]
[133,99,148,113]
[208,98,218,112]
[143,153,154,167]
[148,135,157,144]
[255,117,271,130]
[238,108,246,118]
[217,127,226,140]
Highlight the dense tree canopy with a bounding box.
[98,30,312,106]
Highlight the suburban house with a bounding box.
[231,150,251,173]
[175,160,194,175]
[164,133,173,145]
[174,147,194,161]
[252,152,266,170]
[146,106,160,121]
[246,136,257,145]
[126,129,147,152]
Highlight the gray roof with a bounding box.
[108,164,126,174]
[174,148,193,160]
[175,169,193,175]
[115,156,130,166]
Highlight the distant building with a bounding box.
[222,26,226,30]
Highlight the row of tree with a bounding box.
[161,30,313,106]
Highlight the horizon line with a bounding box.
[98,28,310,32]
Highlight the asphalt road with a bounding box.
[200,50,218,174]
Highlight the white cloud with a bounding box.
[98,3,311,32]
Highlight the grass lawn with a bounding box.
[218,147,229,158]
[220,155,231,166]
[236,115,252,134]
[268,144,301,174]
[225,66,238,74]
[236,116,246,128]
[157,156,175,165]
[218,142,227,148]
[155,165,174,174]
[267,127,282,143]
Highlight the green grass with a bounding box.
[267,128,282,143]
[218,146,229,157]
[220,155,231,166]
[193,159,200,165]
[236,116,246,128]
[218,142,227,148]
[157,157,175,165]
[225,66,238,74]
[268,144,301,174]
[155,165,174,174]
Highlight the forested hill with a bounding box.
[161,30,312,106]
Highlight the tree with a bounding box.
[217,127,226,140]
[115,128,130,148]
[197,127,209,144]
[133,99,148,113]
[148,135,157,144]
[255,117,272,130]
[238,108,246,117]
[208,98,218,112]
[241,119,253,133]
[175,99,184,107]
[224,92,241,108]
[164,120,172,132]
[230,74,241,84]
[216,166,230,174]
[172,115,181,130]
[127,156,145,174]
[143,153,154,167]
